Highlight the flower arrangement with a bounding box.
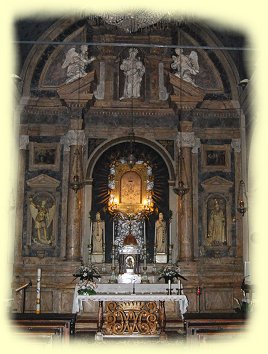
[73,265,101,295]
[158,264,188,283]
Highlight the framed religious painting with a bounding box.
[29,142,60,171]
[201,144,231,172]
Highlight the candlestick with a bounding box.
[143,245,147,268]
[169,220,172,244]
[36,268,41,314]
[89,219,93,247]
[143,220,146,244]
[112,220,115,244]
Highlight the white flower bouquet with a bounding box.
[73,265,101,295]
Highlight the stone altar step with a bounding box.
[75,314,184,333]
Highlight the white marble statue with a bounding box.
[155,212,167,254]
[120,48,145,99]
[62,45,96,84]
[92,212,105,253]
[171,48,199,86]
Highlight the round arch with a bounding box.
[85,136,176,182]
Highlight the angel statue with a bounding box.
[171,48,199,86]
[29,197,56,245]
[62,45,96,84]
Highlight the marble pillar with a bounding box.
[62,130,85,261]
[231,138,243,258]
[176,131,195,261]
[192,138,201,258]
[15,135,29,262]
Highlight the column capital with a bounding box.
[19,135,29,150]
[176,132,195,148]
[231,138,241,152]
[192,138,201,154]
[60,130,86,151]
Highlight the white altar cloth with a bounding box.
[72,291,188,317]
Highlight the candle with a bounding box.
[112,221,115,244]
[169,220,172,244]
[168,279,171,294]
[143,220,146,244]
[244,261,250,278]
[36,268,41,314]
[89,220,92,247]
[132,279,135,294]
[178,279,181,295]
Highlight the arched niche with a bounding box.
[87,140,171,263]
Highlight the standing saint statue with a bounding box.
[62,45,96,84]
[155,212,167,254]
[29,197,55,245]
[92,212,105,254]
[120,48,145,100]
[171,48,199,86]
[207,199,226,245]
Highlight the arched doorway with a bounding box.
[90,141,170,263]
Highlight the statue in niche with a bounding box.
[155,212,167,253]
[29,197,55,245]
[171,48,199,86]
[207,198,226,245]
[92,212,105,254]
[120,48,145,100]
[62,45,96,84]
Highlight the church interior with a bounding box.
[9,12,253,344]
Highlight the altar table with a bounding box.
[72,289,188,340]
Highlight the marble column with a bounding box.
[15,135,29,262]
[231,138,243,258]
[176,131,195,261]
[62,130,85,261]
[192,138,201,258]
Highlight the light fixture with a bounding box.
[70,146,85,193]
[108,194,119,212]
[100,11,164,33]
[69,72,86,193]
[126,95,137,169]
[173,146,190,198]
[237,180,247,216]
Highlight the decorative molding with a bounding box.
[231,138,241,152]
[193,110,240,119]
[94,61,105,100]
[201,176,233,193]
[26,174,60,190]
[176,132,195,148]
[19,135,29,150]
[158,62,169,101]
[60,130,86,151]
[192,137,201,154]
[156,139,174,159]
